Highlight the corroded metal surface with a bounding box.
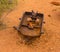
[14,11,44,37]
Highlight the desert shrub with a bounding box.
[0,0,17,16]
[0,0,17,30]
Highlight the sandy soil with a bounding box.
[0,0,60,52]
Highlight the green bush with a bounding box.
[0,0,17,30]
[0,0,17,16]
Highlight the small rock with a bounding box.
[51,1,60,6]
[52,9,57,11]
[48,15,51,17]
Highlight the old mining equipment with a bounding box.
[13,11,45,42]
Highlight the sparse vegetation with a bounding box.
[0,0,17,30]
[0,0,17,16]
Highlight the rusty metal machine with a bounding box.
[13,11,44,43]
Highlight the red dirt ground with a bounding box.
[0,0,60,52]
